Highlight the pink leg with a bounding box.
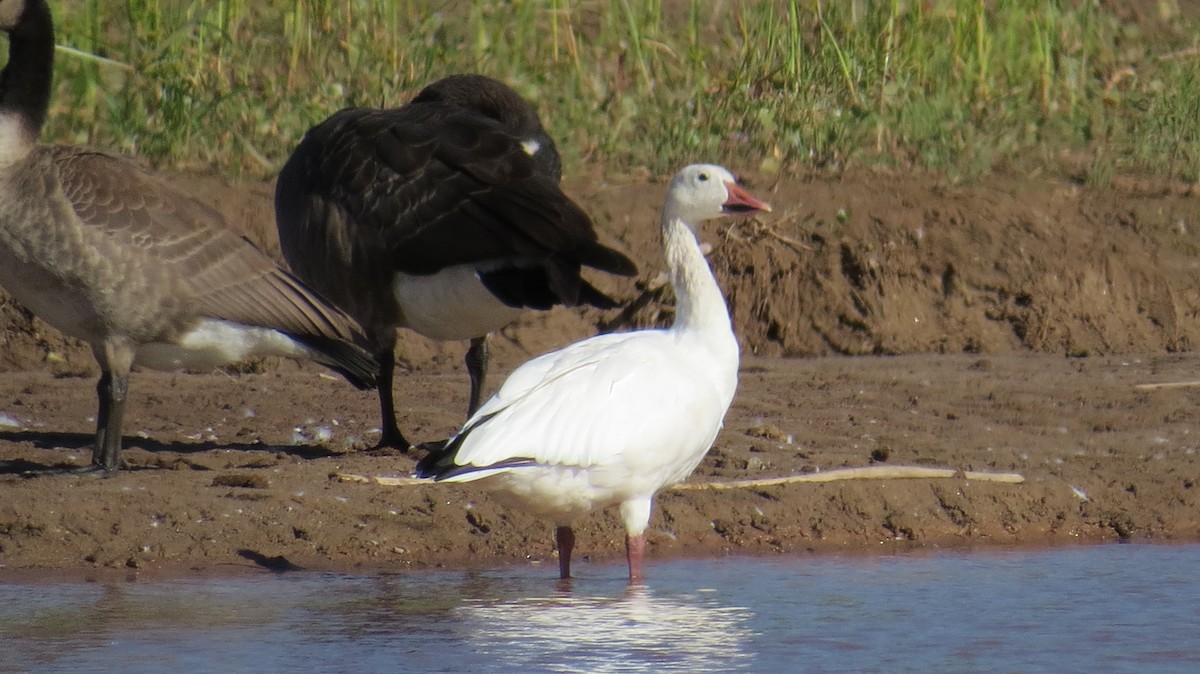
[556,525,575,579]
[626,534,646,583]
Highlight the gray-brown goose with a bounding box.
[275,74,637,451]
[0,0,378,472]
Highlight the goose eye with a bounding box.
[698,172,709,182]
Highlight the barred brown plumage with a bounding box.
[0,0,377,472]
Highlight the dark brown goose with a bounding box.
[275,74,637,451]
[0,0,378,472]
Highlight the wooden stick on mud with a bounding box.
[335,473,426,486]
[1133,380,1200,391]
[670,465,1024,490]
[333,464,1024,489]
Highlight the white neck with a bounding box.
[662,213,734,338]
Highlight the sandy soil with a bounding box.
[1,166,1199,580]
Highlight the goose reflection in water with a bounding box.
[454,583,757,673]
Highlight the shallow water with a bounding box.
[2,544,1199,673]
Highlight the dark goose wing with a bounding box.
[275,104,636,309]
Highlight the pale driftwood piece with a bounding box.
[670,465,1024,490]
[1133,380,1200,391]
[333,464,1024,489]
[334,473,427,486]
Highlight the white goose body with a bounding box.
[418,164,770,581]
[450,328,735,518]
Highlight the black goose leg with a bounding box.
[375,344,413,452]
[92,370,128,472]
[465,335,490,417]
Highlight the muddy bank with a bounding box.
[1,351,1197,577]
[2,168,1200,577]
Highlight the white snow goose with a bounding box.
[416,164,771,582]
[274,74,638,452]
[0,0,378,472]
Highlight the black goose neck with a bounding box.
[0,0,55,138]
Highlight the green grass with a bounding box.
[29,0,1200,183]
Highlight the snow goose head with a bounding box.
[664,164,772,232]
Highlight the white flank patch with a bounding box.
[393,265,522,339]
[136,319,308,371]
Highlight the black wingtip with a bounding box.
[416,452,538,481]
[414,431,465,479]
[414,411,540,480]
